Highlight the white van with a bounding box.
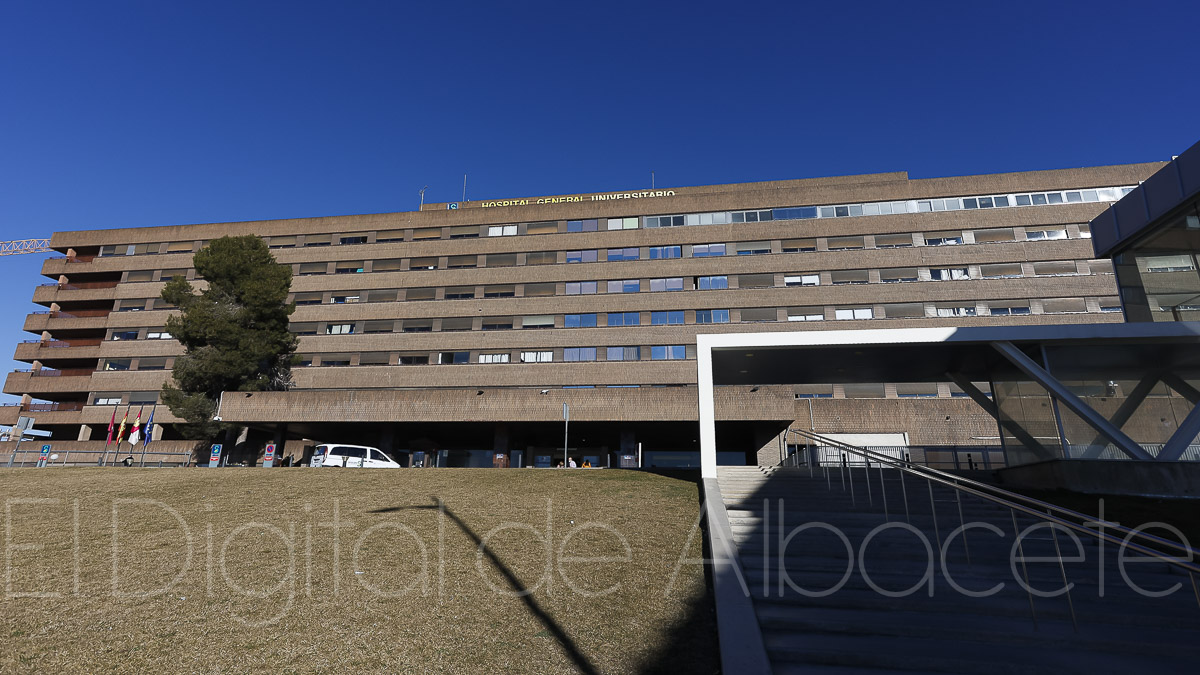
[310,444,401,468]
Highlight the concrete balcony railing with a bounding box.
[23,310,110,333]
[4,370,94,396]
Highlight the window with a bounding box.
[321,355,353,367]
[880,268,918,283]
[692,244,725,257]
[402,319,433,333]
[444,286,475,299]
[412,227,440,240]
[567,250,598,263]
[566,281,597,295]
[973,228,1016,243]
[450,226,480,239]
[117,300,146,312]
[363,320,395,334]
[607,312,640,326]
[438,351,470,364]
[781,239,816,253]
[651,311,684,325]
[896,383,938,399]
[129,392,159,405]
[1077,224,1092,239]
[651,345,686,360]
[1143,255,1195,272]
[731,209,773,223]
[785,275,819,287]
[103,359,132,371]
[521,315,554,329]
[330,294,360,304]
[487,225,517,237]
[564,347,597,362]
[980,263,1023,279]
[1086,259,1114,275]
[827,236,864,251]
[697,276,727,290]
[160,269,188,281]
[1042,298,1087,314]
[1025,229,1068,241]
[521,351,552,363]
[695,309,729,324]
[406,288,435,301]
[989,303,1030,316]
[441,317,473,332]
[359,352,390,367]
[268,236,296,249]
[608,247,639,261]
[373,258,403,272]
[327,323,355,335]
[875,233,913,248]
[737,274,773,289]
[293,292,322,305]
[376,229,405,243]
[736,241,771,255]
[1033,261,1078,276]
[739,308,777,322]
[111,330,139,341]
[526,251,557,265]
[165,241,194,253]
[1099,297,1122,313]
[924,232,963,246]
[447,255,477,269]
[882,303,925,319]
[298,263,326,276]
[340,235,368,245]
[486,253,517,268]
[146,330,172,340]
[794,385,833,399]
[126,270,153,282]
[398,353,429,365]
[410,257,437,270]
[834,307,874,320]
[567,219,598,232]
[607,217,638,230]
[366,289,398,303]
[150,298,176,310]
[565,313,598,328]
[94,395,122,405]
[830,270,868,285]
[484,285,515,298]
[290,323,319,336]
[478,353,510,364]
[606,346,641,361]
[296,355,314,367]
[644,214,686,228]
[481,318,512,331]
[524,282,556,297]
[608,279,641,293]
[525,221,557,235]
[929,268,970,281]
[304,235,331,247]
[648,277,683,292]
[935,306,977,317]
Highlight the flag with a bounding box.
[104,405,116,450]
[115,407,129,445]
[127,407,143,446]
[142,406,155,449]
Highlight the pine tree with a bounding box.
[160,235,297,440]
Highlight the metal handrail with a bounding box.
[790,428,1200,576]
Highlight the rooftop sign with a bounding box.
[473,189,677,209]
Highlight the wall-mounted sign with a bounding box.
[446,203,458,210]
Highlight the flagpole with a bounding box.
[139,404,156,467]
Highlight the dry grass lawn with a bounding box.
[0,467,717,674]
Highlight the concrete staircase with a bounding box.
[715,465,1200,674]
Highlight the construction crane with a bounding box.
[0,239,51,257]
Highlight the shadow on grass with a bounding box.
[631,470,720,674]
[369,499,600,675]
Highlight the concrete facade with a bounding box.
[5,162,1167,466]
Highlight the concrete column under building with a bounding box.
[77,424,92,441]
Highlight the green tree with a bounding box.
[160,235,297,440]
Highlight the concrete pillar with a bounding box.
[376,426,393,455]
[77,424,92,441]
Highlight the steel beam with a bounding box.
[991,341,1153,461]
[1156,402,1200,461]
[1162,372,1200,405]
[1081,374,1160,459]
[945,371,1055,460]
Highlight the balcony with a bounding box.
[24,309,110,333]
[4,369,94,396]
[33,281,119,305]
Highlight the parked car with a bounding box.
[310,444,400,468]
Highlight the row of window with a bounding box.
[293,345,691,367]
[90,184,1127,258]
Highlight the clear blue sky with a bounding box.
[1,0,1197,389]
